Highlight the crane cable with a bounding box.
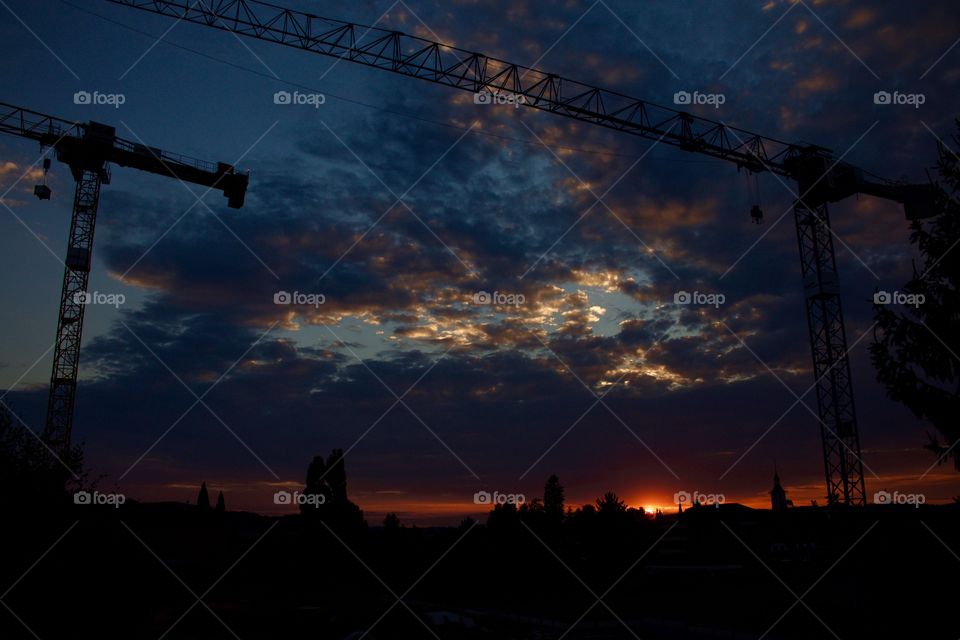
[744,168,763,224]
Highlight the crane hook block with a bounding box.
[750,205,764,224]
[35,157,53,200]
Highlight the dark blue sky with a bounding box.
[1,0,958,523]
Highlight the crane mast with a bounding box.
[104,1,937,504]
[0,102,248,455]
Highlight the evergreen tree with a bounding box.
[215,491,226,513]
[595,491,626,513]
[543,474,565,523]
[197,482,210,510]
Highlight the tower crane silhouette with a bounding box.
[0,101,248,456]
[104,0,938,505]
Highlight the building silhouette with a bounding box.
[770,467,793,510]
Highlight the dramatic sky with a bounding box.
[1,0,958,524]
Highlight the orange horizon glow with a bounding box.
[113,470,960,525]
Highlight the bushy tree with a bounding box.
[325,448,348,503]
[0,402,85,511]
[300,449,365,535]
[487,501,520,532]
[870,122,960,469]
[383,512,401,530]
[302,454,330,510]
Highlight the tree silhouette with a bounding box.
[197,482,211,509]
[487,501,520,532]
[325,448,348,503]
[300,449,366,535]
[0,402,85,510]
[215,491,226,513]
[870,122,960,470]
[543,474,565,524]
[383,512,401,530]
[303,455,330,511]
[596,491,626,513]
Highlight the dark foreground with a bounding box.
[1,500,957,639]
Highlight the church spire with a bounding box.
[771,465,792,510]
